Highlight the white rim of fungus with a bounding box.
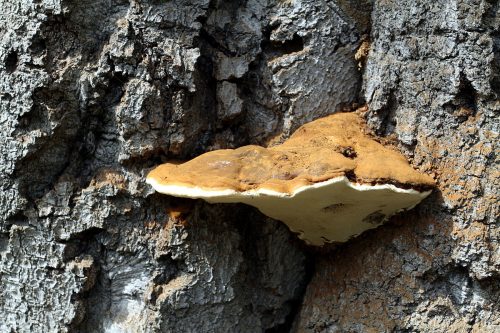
[146,175,430,200]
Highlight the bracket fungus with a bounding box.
[147,112,435,246]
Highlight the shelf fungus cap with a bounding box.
[147,112,435,246]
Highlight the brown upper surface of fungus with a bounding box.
[148,112,434,193]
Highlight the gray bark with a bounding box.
[0,0,497,332]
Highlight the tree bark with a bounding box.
[0,0,497,332]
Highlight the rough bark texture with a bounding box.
[0,1,497,333]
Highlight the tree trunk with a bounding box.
[0,0,497,332]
